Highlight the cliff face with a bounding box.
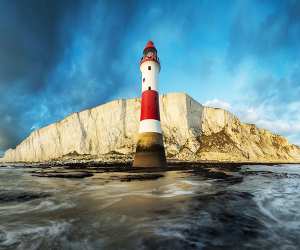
[2,93,300,163]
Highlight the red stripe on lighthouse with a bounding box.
[140,90,160,121]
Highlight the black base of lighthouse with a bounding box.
[133,132,167,168]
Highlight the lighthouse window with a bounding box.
[148,66,151,70]
[148,86,151,90]
[143,78,145,83]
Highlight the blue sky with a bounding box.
[0,0,300,153]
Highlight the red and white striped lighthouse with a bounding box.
[133,41,167,168]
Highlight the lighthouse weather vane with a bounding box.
[133,41,167,168]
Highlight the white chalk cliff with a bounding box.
[2,93,300,163]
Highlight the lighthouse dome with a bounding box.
[140,40,160,66]
[144,40,155,50]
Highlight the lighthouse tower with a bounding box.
[133,41,167,168]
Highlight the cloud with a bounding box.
[0,0,84,92]
[204,99,231,110]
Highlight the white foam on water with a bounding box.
[0,199,75,216]
[0,221,70,249]
[33,200,75,211]
[97,198,122,210]
[237,165,300,234]
[154,189,194,198]
[154,228,186,239]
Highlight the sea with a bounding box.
[0,164,300,250]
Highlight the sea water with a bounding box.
[0,165,299,250]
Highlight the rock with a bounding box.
[0,190,50,202]
[1,93,300,163]
[110,173,164,182]
[185,167,244,184]
[31,171,93,178]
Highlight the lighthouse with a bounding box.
[133,41,167,168]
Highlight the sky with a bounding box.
[0,0,300,154]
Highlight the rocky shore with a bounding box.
[1,151,297,173]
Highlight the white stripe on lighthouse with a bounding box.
[140,61,159,92]
[139,119,162,133]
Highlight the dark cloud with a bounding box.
[0,0,84,150]
[0,0,141,151]
[39,0,142,119]
[0,0,84,92]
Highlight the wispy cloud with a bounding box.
[205,99,231,110]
